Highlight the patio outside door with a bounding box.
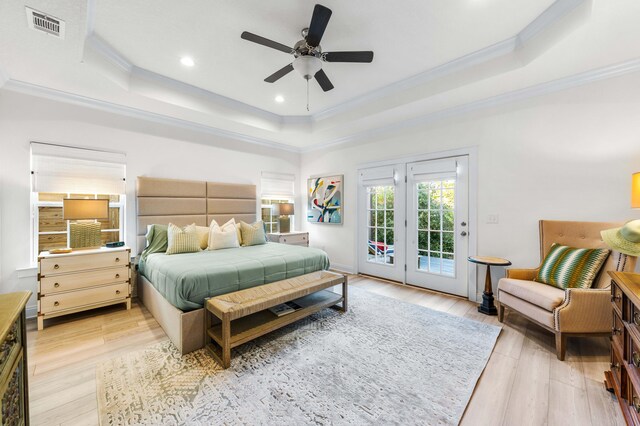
[405,156,469,296]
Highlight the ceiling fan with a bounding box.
[240,4,374,93]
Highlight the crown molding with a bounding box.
[2,79,301,153]
[311,0,589,123]
[302,57,640,153]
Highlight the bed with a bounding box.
[136,176,329,354]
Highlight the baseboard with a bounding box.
[26,305,38,319]
[330,263,356,275]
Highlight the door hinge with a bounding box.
[404,219,407,227]
[405,175,407,183]
[404,264,407,271]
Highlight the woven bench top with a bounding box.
[206,270,345,320]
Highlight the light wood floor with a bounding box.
[26,275,623,426]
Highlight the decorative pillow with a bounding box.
[535,243,610,289]
[140,224,168,261]
[195,225,209,250]
[208,219,241,249]
[208,228,240,250]
[166,223,201,255]
[240,221,267,247]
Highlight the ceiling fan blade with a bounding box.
[314,69,334,92]
[306,4,332,47]
[241,31,292,54]
[264,64,294,83]
[323,51,374,63]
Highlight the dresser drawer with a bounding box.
[40,282,128,314]
[40,251,128,276]
[613,310,625,351]
[40,266,129,295]
[280,234,307,245]
[629,380,640,422]
[0,317,21,378]
[612,280,625,316]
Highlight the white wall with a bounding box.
[0,90,300,315]
[301,71,640,293]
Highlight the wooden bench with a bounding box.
[205,271,348,368]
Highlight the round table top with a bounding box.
[468,256,512,266]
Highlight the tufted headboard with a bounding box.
[136,177,256,254]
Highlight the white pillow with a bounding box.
[208,227,240,250]
[208,218,241,249]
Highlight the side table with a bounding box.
[468,256,511,316]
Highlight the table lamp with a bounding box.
[274,203,294,233]
[633,172,640,209]
[63,199,109,249]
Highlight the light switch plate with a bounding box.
[487,214,499,224]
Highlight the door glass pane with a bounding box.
[416,178,455,276]
[366,185,395,265]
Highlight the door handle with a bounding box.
[460,231,468,237]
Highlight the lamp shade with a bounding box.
[63,199,109,220]
[633,172,640,209]
[274,203,294,216]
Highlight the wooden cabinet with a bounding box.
[0,292,30,426]
[266,232,309,247]
[37,247,131,330]
[606,272,640,424]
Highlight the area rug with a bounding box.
[96,287,501,425]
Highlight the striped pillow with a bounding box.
[240,221,267,247]
[166,223,201,255]
[535,243,610,289]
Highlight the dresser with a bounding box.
[606,271,640,425]
[37,247,131,330]
[267,232,309,247]
[0,291,30,426]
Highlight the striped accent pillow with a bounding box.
[240,221,267,247]
[166,223,201,255]
[535,243,610,289]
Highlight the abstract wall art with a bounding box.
[307,175,343,224]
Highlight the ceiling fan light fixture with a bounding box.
[293,56,321,80]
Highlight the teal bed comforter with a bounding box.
[139,243,330,311]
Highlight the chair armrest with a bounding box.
[553,288,612,333]
[505,268,538,281]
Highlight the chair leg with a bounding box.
[497,303,505,323]
[555,332,566,361]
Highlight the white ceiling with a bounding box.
[1,1,640,151]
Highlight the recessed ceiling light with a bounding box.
[180,56,195,67]
[275,95,285,103]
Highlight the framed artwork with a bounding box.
[307,175,343,224]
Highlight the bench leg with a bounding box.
[342,276,348,312]
[222,314,231,369]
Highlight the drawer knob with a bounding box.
[6,332,17,344]
[634,313,640,327]
[115,257,120,263]
[283,239,287,242]
[634,397,640,413]
[54,264,59,270]
[54,301,59,307]
[54,283,60,288]
[611,362,621,370]
[116,290,121,295]
[633,352,640,368]
[612,326,622,335]
[115,274,120,279]
[611,294,622,303]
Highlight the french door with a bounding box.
[357,165,405,282]
[357,156,470,297]
[406,156,469,296]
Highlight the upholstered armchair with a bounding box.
[497,220,637,360]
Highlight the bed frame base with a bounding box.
[139,274,205,355]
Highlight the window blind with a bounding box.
[261,172,295,198]
[31,142,126,194]
[359,165,397,187]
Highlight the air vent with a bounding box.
[25,6,65,39]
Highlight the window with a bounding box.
[34,193,125,255]
[30,142,126,261]
[260,172,295,233]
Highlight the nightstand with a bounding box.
[37,246,131,330]
[267,232,309,247]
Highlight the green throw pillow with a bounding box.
[166,223,201,255]
[534,243,610,289]
[240,221,267,247]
